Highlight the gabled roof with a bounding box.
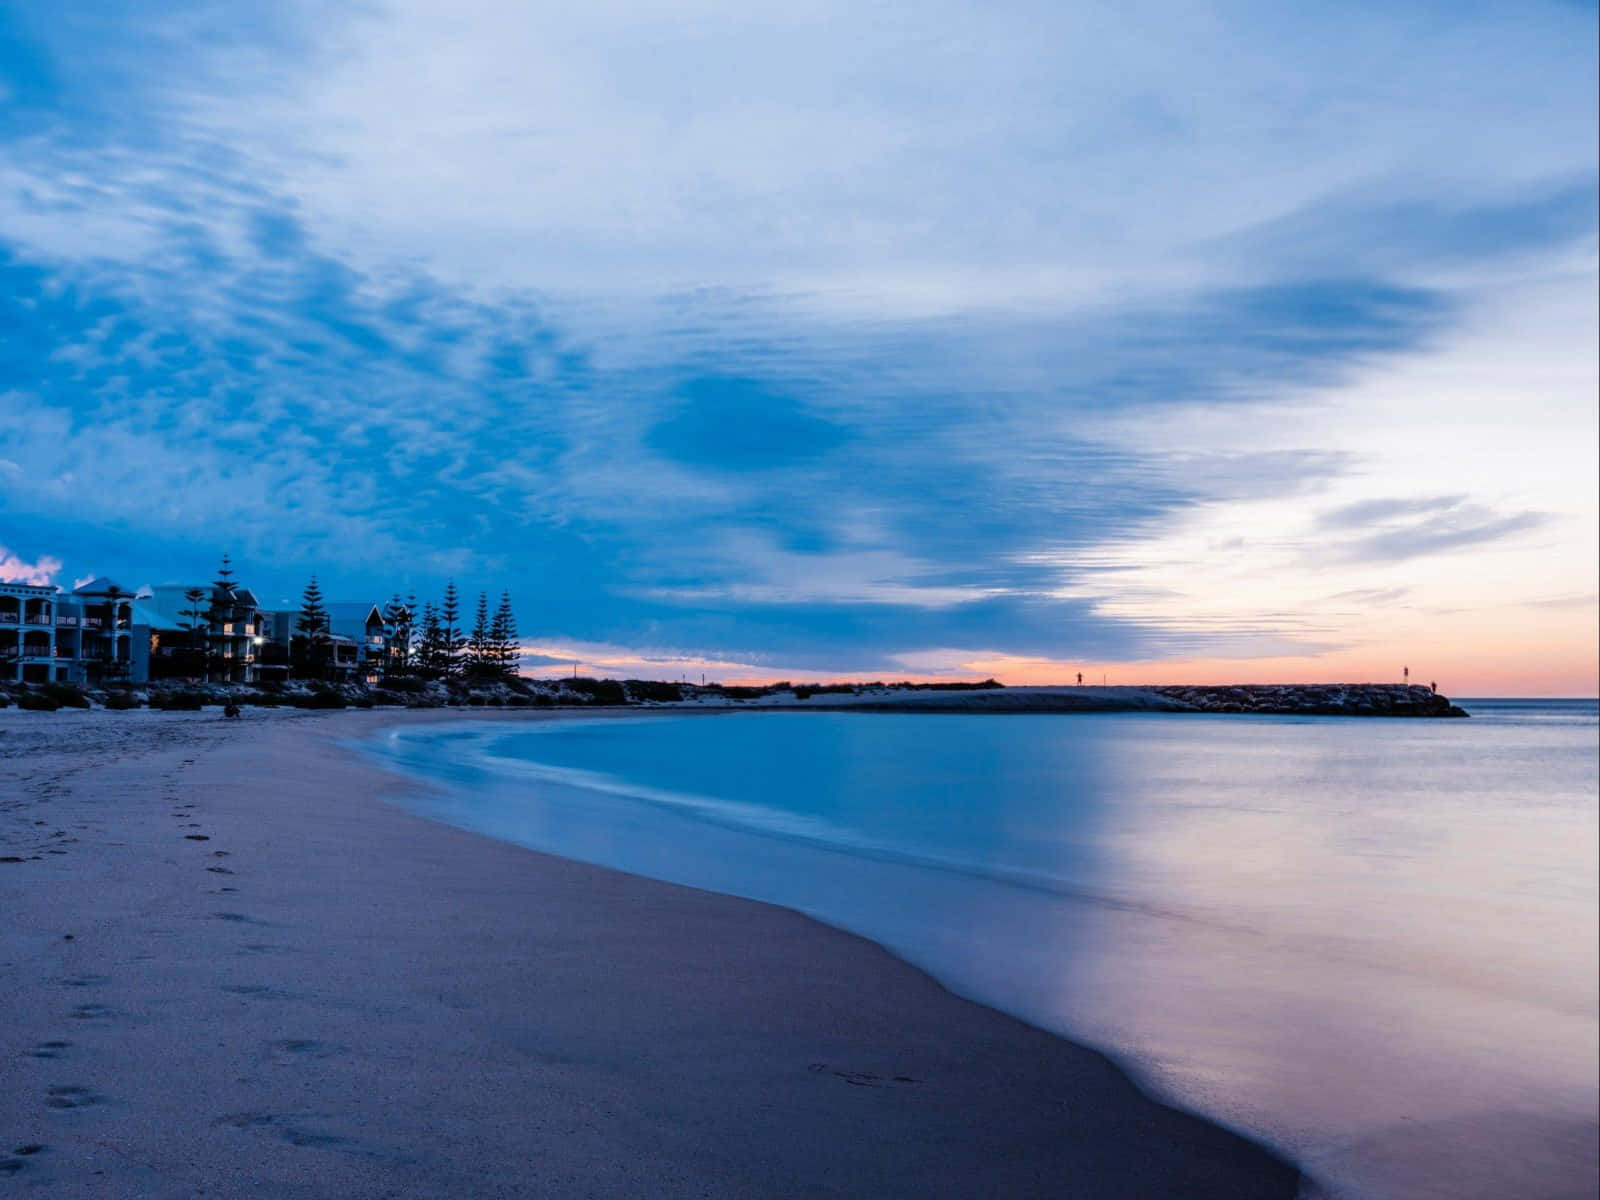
[129,601,185,632]
[72,576,131,595]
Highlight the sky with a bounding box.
[1,1,1595,694]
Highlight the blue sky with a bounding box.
[1,1,1595,689]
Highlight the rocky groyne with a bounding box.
[0,679,1469,717]
[1152,683,1469,717]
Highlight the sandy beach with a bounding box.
[0,706,1302,1198]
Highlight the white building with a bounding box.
[1,577,139,684]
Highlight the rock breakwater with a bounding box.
[1153,683,1468,717]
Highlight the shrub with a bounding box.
[506,694,532,707]
[17,692,60,712]
[43,684,91,708]
[103,693,142,710]
[152,691,206,711]
[381,676,428,694]
[294,691,347,709]
[624,679,683,703]
[467,694,487,706]
[0,692,10,708]
[368,689,406,706]
[566,677,627,704]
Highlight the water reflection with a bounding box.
[369,703,1598,1199]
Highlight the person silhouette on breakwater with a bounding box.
[1077,672,1083,686]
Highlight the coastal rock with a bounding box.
[1152,684,1467,718]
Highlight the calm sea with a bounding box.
[366,700,1598,1200]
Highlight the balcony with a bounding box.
[3,612,53,626]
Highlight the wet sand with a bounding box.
[0,707,1301,1197]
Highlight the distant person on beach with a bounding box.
[223,701,241,719]
[1077,672,1083,686]
[1430,681,1437,694]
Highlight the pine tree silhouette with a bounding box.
[295,576,331,680]
[491,592,519,680]
[439,582,463,679]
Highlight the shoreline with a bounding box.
[2,679,1472,718]
[0,707,1304,1197]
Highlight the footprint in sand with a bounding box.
[214,1112,354,1152]
[25,1041,70,1060]
[59,975,109,989]
[807,1063,921,1088]
[44,1085,102,1110]
[267,1039,346,1060]
[221,984,296,1001]
[67,1004,113,1021]
[2,1144,47,1175]
[184,834,210,841]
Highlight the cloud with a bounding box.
[1328,503,1547,565]
[0,0,1592,678]
[1318,495,1467,529]
[0,544,62,585]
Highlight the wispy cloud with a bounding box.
[1319,497,1547,565]
[0,1,1593,679]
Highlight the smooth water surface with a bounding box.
[367,701,1598,1200]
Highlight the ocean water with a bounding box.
[365,700,1599,1200]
